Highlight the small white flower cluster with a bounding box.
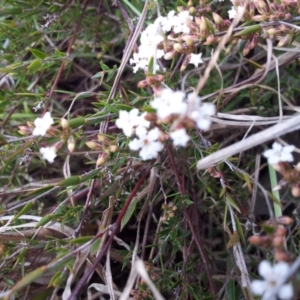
[116,89,215,160]
[32,112,57,163]
[228,6,238,19]
[251,260,293,300]
[116,108,163,160]
[130,10,202,73]
[32,112,54,136]
[151,89,215,147]
[227,1,244,19]
[157,10,192,34]
[263,142,295,165]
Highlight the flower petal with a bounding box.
[278,283,294,300]
[251,280,267,295]
[258,260,273,279]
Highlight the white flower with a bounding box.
[40,146,57,163]
[263,142,295,165]
[32,112,54,136]
[156,10,192,34]
[187,93,215,130]
[150,89,187,119]
[251,260,293,300]
[129,127,163,160]
[172,11,192,34]
[228,6,237,19]
[129,22,164,73]
[189,53,203,68]
[116,109,150,137]
[170,128,190,147]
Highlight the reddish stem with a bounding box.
[165,144,216,294]
[68,169,149,300]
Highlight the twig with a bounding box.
[107,0,150,102]
[196,113,300,170]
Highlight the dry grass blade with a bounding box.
[197,113,300,169]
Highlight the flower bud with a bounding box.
[277,34,293,47]
[181,35,195,47]
[292,185,300,197]
[18,126,32,136]
[96,152,108,166]
[248,235,263,245]
[266,27,276,38]
[272,235,284,247]
[254,0,269,14]
[109,144,118,153]
[252,15,269,22]
[203,35,219,45]
[27,121,34,128]
[60,118,69,129]
[67,136,75,152]
[162,203,168,210]
[295,162,300,172]
[250,34,259,50]
[195,16,201,26]
[187,0,193,7]
[144,112,157,122]
[97,134,109,144]
[199,17,209,36]
[212,12,223,25]
[169,211,175,218]
[137,79,148,89]
[285,13,292,19]
[275,226,286,236]
[188,7,196,15]
[164,51,177,60]
[277,216,293,225]
[86,141,101,150]
[173,43,184,53]
[243,40,251,56]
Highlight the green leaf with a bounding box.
[234,215,245,244]
[147,56,154,74]
[29,48,47,60]
[226,231,239,249]
[100,61,110,71]
[14,1,33,9]
[121,197,138,230]
[234,25,261,37]
[34,214,54,228]
[25,186,54,197]
[115,104,134,111]
[0,8,23,16]
[48,270,63,288]
[55,176,81,187]
[70,236,93,244]
[11,202,34,223]
[27,59,42,70]
[226,196,241,213]
[68,117,86,128]
[10,267,47,294]
[92,71,104,78]
[204,17,215,35]
[91,239,101,255]
[226,280,236,300]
